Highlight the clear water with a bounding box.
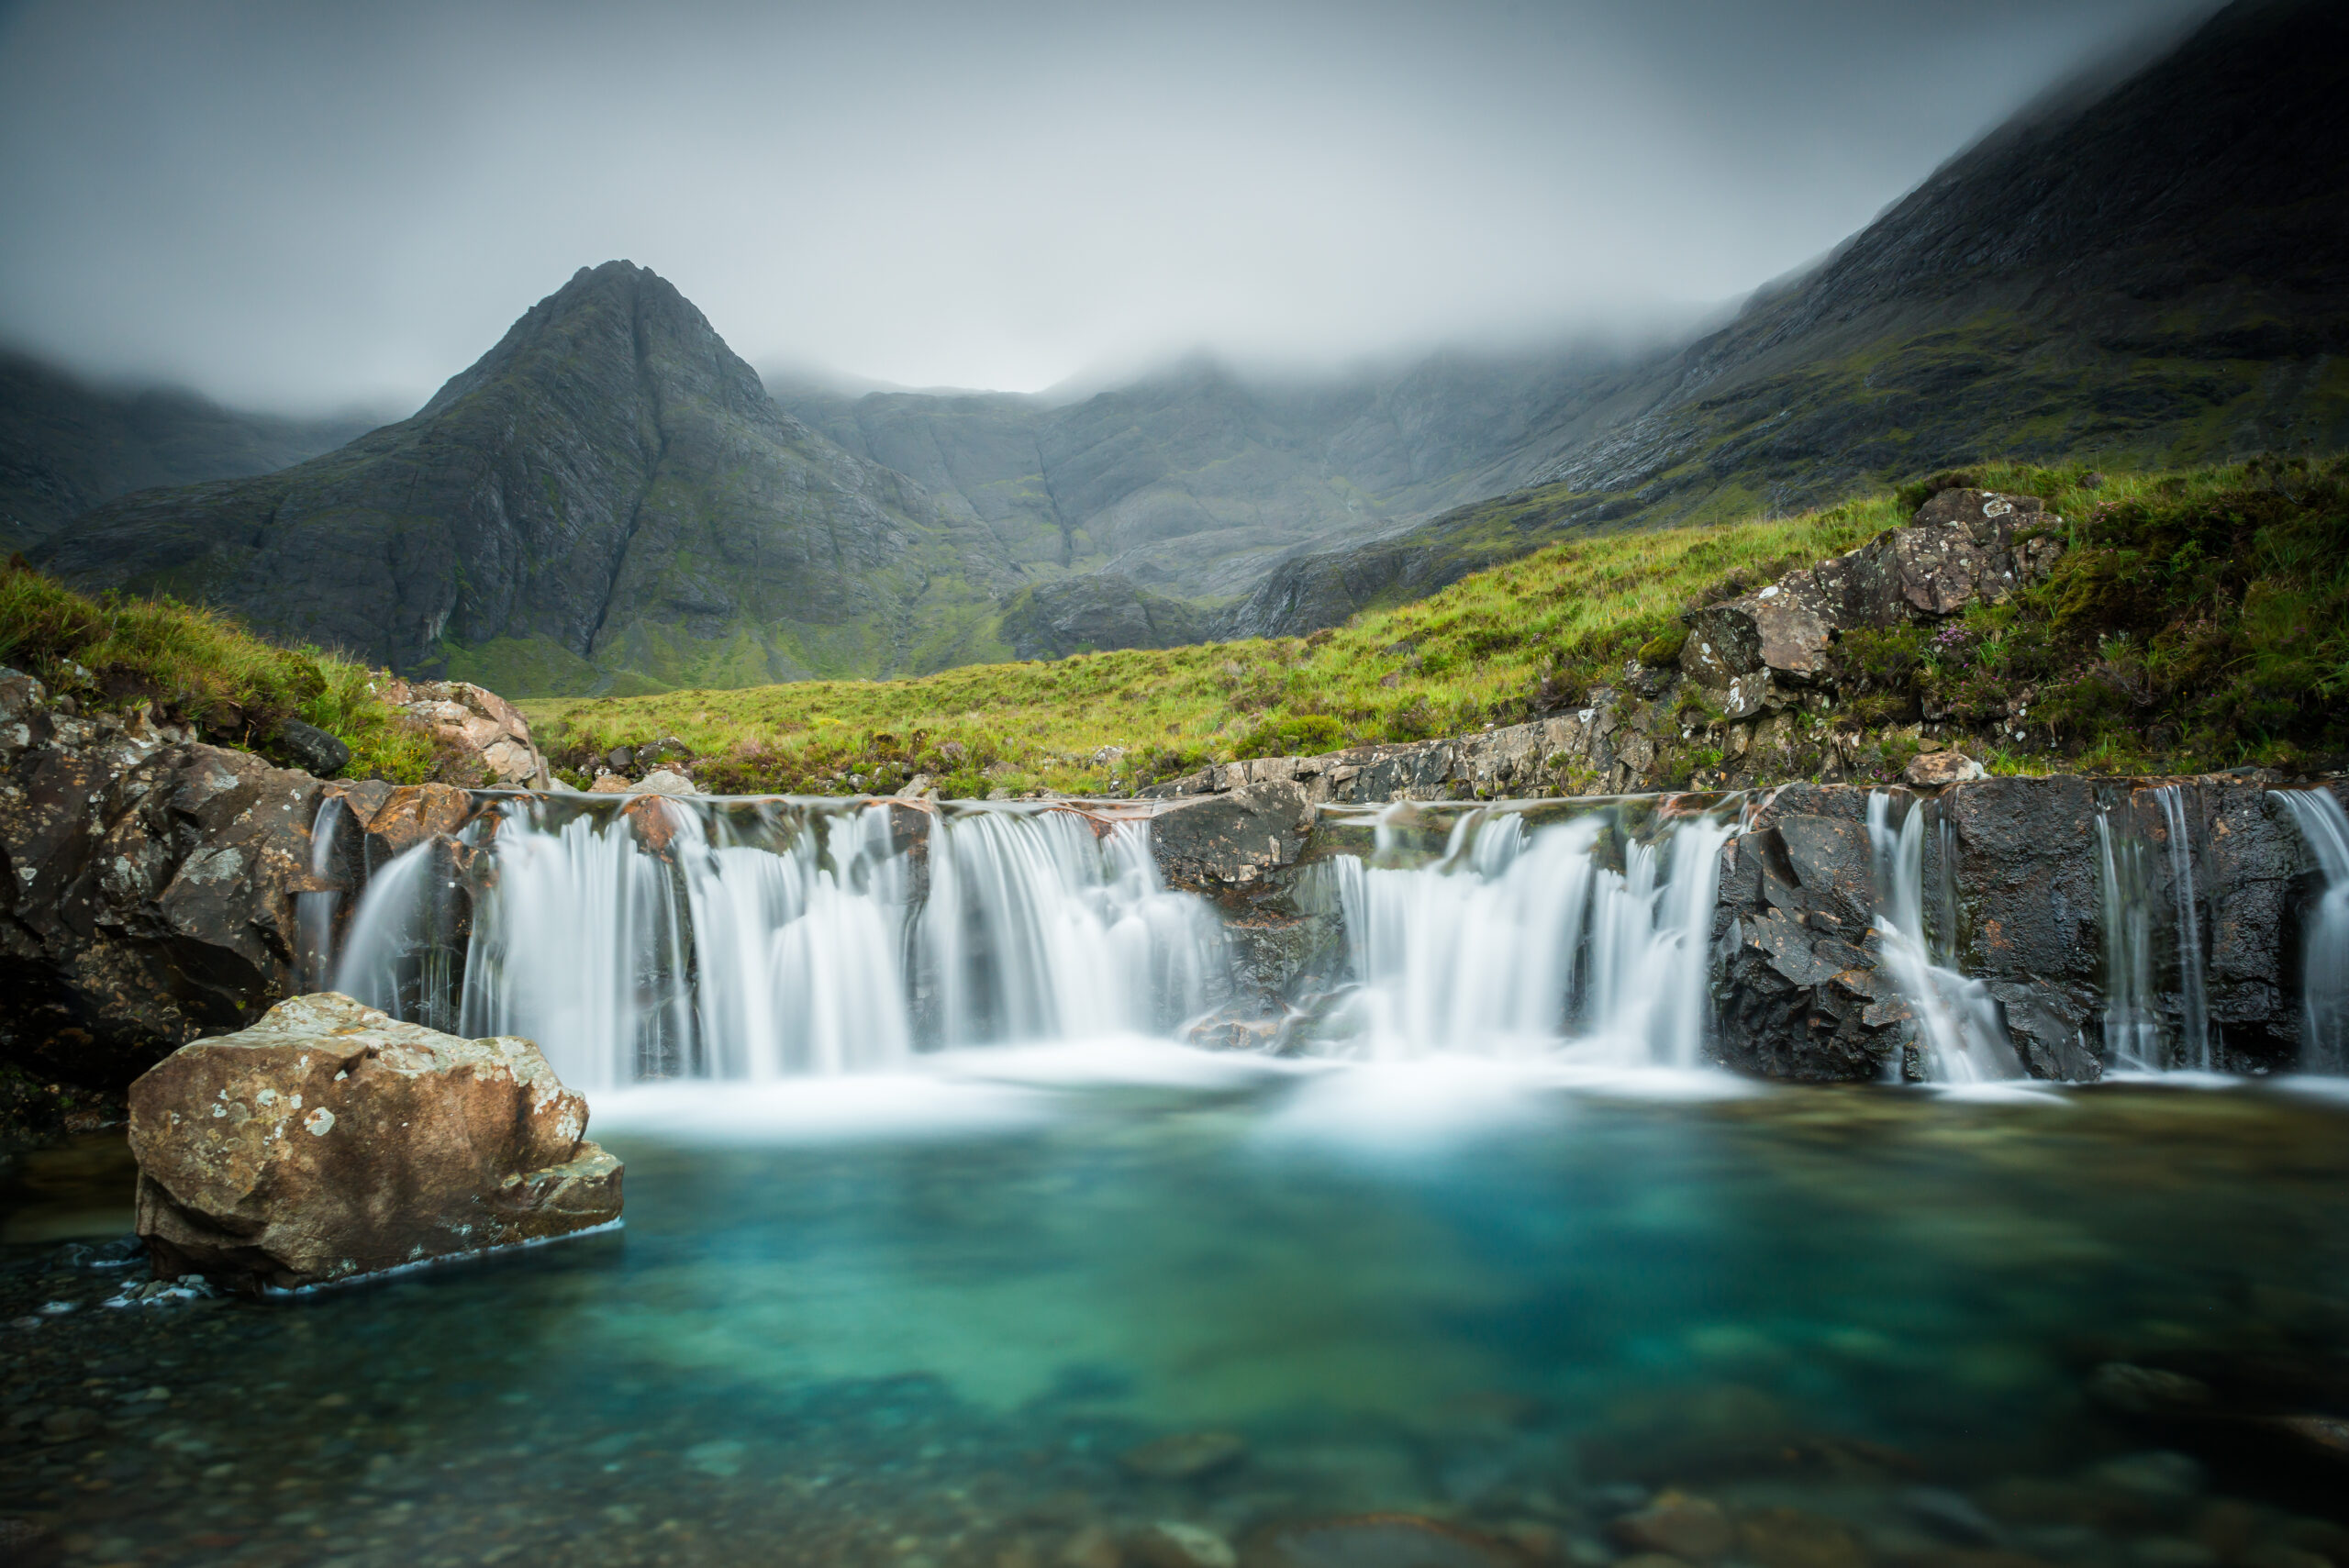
[7,1061,2349,1567]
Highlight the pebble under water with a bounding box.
[4,1054,2348,1568]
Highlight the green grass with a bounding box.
[527,454,2348,795]
[0,558,446,783]
[520,498,1901,795]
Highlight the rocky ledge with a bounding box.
[128,992,619,1291]
[1204,771,2347,1081]
[1146,489,2064,808]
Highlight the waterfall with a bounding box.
[331,835,470,1035]
[296,795,346,993]
[2272,788,2349,1073]
[1319,804,1734,1064]
[1865,792,2020,1084]
[2154,785,2214,1069]
[918,810,1223,1047]
[328,797,1226,1088]
[2095,807,2164,1068]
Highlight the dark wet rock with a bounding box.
[128,992,621,1291]
[1903,1487,2009,1549]
[1241,1515,1524,1568]
[2095,1361,2217,1418]
[272,719,350,780]
[1,673,329,1100]
[1612,1494,1731,1562]
[39,1407,99,1442]
[1120,1430,1248,1481]
[2087,1452,2206,1506]
[1150,785,1312,893]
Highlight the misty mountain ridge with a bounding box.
[19,0,2349,689]
[0,352,381,551]
[1226,0,2349,635]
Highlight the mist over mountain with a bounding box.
[0,354,378,551]
[1225,0,2349,637]
[16,0,2345,690]
[36,263,1021,693]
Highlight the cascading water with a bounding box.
[2154,784,2214,1070]
[1865,792,2020,1084]
[1317,803,1735,1064]
[328,797,1228,1088]
[2272,787,2349,1073]
[295,795,346,993]
[2095,806,2164,1069]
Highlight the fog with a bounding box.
[0,0,2221,413]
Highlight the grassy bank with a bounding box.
[0,558,442,782]
[526,455,2346,796]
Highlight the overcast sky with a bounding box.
[0,0,2221,413]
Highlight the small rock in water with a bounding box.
[1130,1520,1235,1568]
[2265,1413,2349,1466]
[1617,1555,1695,1568]
[2089,1451,2206,1502]
[1119,1431,1247,1481]
[1587,1483,1653,1516]
[1736,1507,1864,1568]
[1612,1493,1731,1563]
[1058,1523,1123,1568]
[2086,1363,2214,1417]
[1244,1515,1522,1567]
[1901,1485,2007,1548]
[41,1407,102,1441]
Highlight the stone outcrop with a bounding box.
[1681,489,2063,711]
[1149,782,1315,893]
[128,992,620,1290]
[1700,773,2335,1081]
[1150,488,2067,807]
[0,668,325,1094]
[381,677,549,787]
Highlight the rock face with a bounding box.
[997,573,1206,661]
[0,668,325,1095]
[1704,776,2336,1082]
[1149,783,1314,893]
[1181,770,2343,1082]
[129,992,620,1290]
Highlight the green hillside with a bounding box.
[525,456,2349,797]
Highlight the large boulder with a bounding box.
[128,992,620,1291]
[381,677,548,787]
[0,669,327,1093]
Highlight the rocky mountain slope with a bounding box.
[774,344,1650,605]
[1228,0,2349,636]
[0,350,375,551]
[36,263,1023,695]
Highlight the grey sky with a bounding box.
[0,0,2221,412]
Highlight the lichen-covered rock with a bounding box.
[128,992,620,1290]
[381,678,548,787]
[1,670,326,1093]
